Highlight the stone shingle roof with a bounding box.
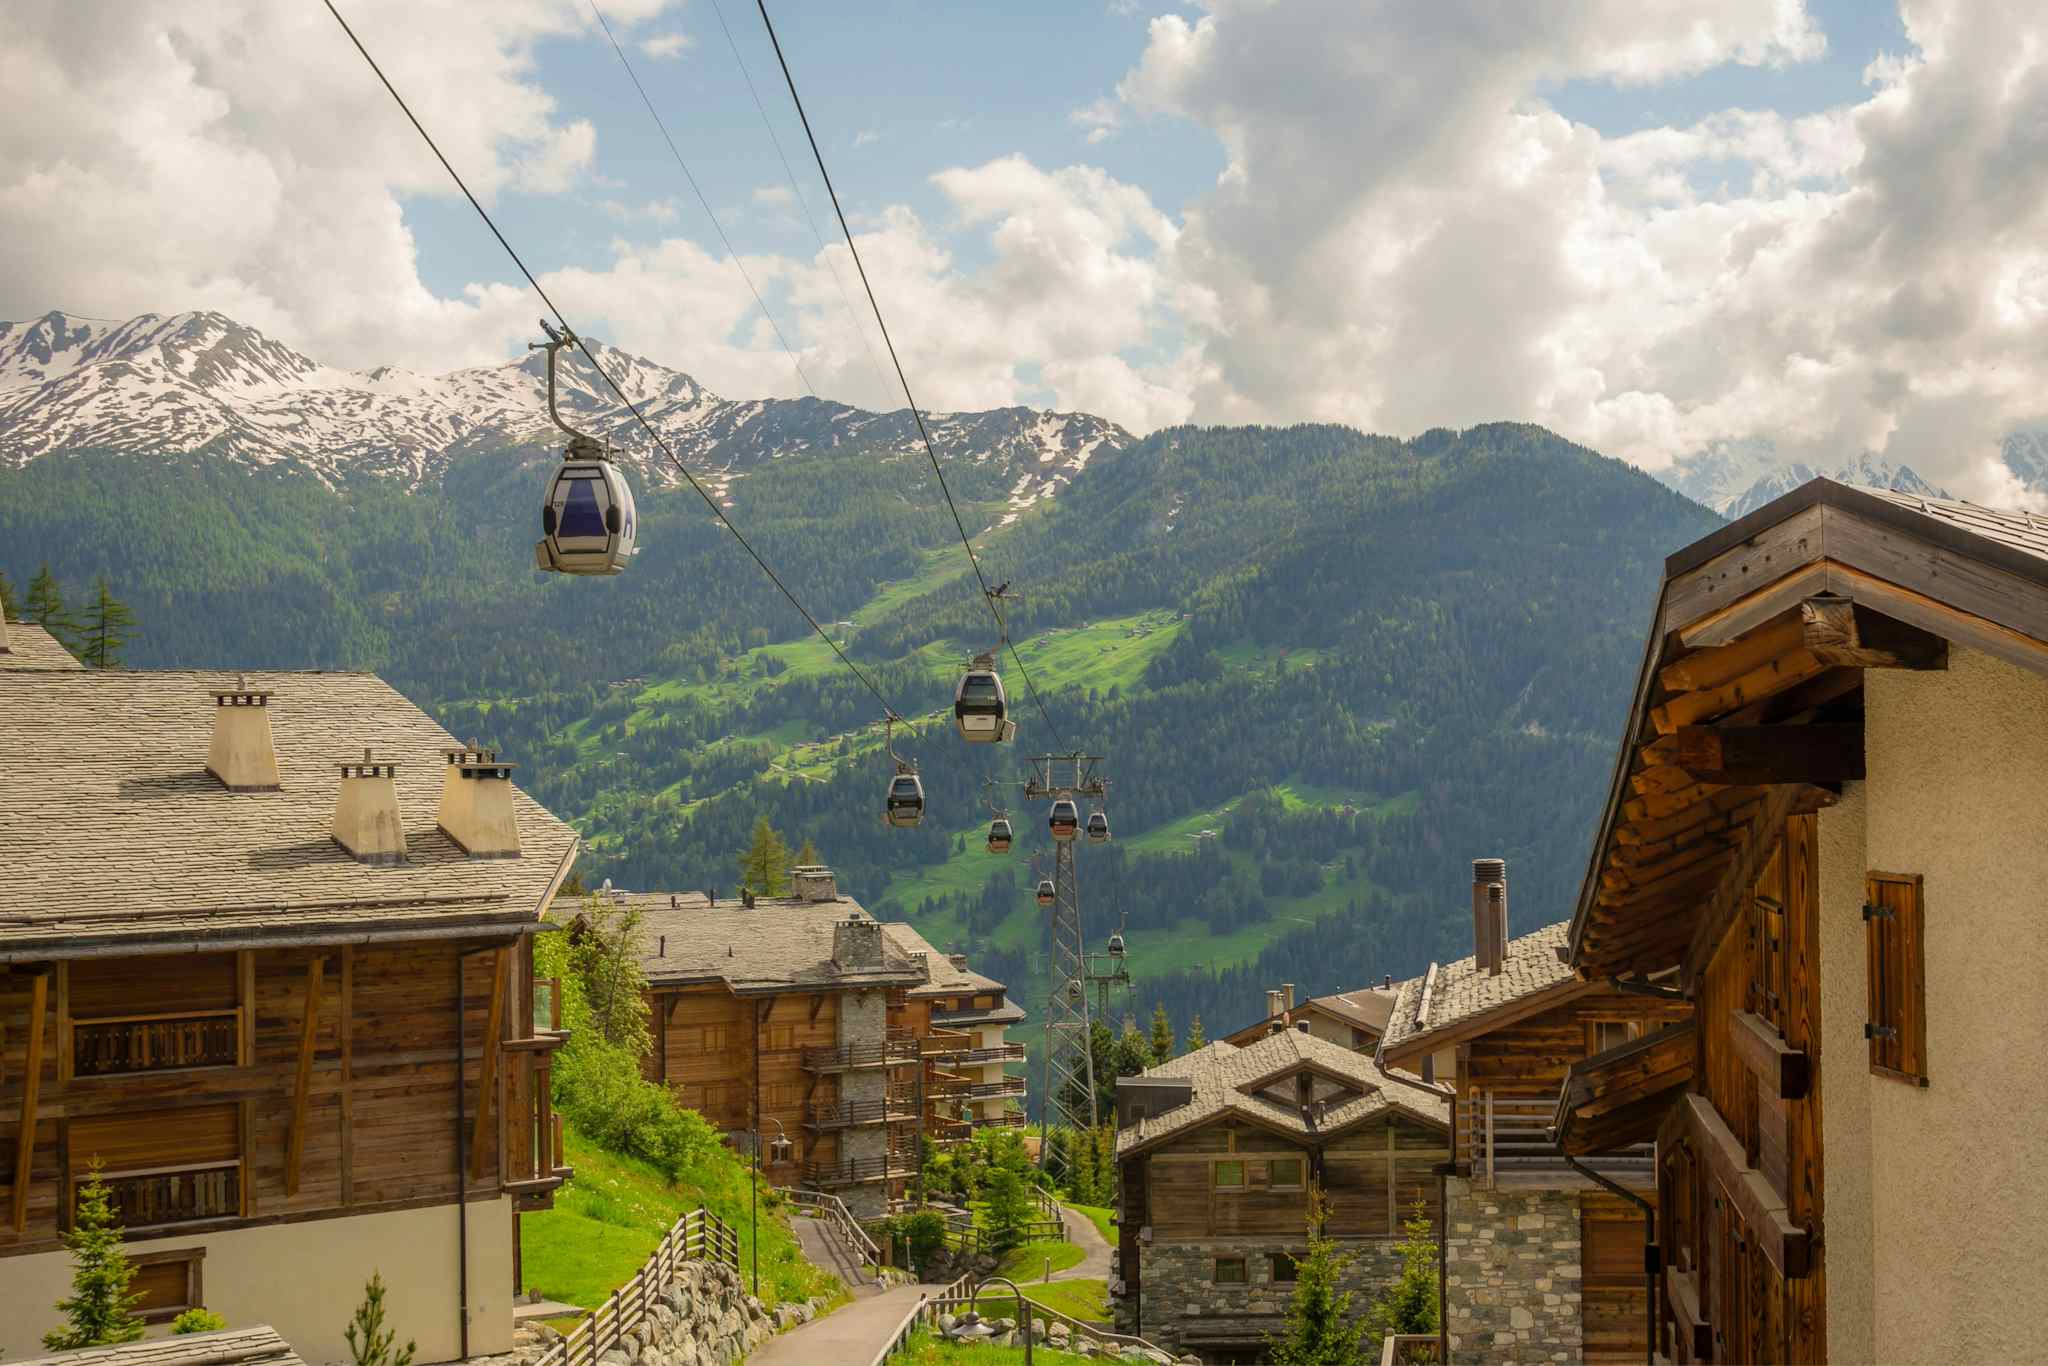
[1304,985,1397,1033]
[1378,920,1582,1062]
[0,670,578,960]
[622,892,928,992]
[16,1326,302,1366]
[1116,1028,1449,1157]
[0,621,82,669]
[885,920,1006,997]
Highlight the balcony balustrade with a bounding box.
[100,1161,240,1227]
[72,1012,239,1077]
[801,1038,921,1072]
[1460,1089,1654,1186]
[805,1096,921,1130]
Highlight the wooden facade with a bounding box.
[1,937,565,1254]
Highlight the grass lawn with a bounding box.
[971,1279,1110,1324]
[1063,1202,1116,1247]
[996,1238,1086,1280]
[896,1327,1096,1365]
[518,1123,844,1313]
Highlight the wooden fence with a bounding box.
[530,1206,741,1366]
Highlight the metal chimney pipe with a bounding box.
[1472,858,1507,974]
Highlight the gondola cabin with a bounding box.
[1036,879,1056,907]
[1085,810,1110,843]
[536,459,637,575]
[1048,797,1079,841]
[987,817,1013,853]
[1106,932,1125,958]
[953,667,1013,743]
[885,772,925,828]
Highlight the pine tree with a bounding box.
[1272,1187,1366,1366]
[1149,1002,1176,1061]
[44,1161,145,1350]
[983,1166,1036,1257]
[344,1272,416,1366]
[1185,1012,1207,1051]
[737,816,790,896]
[76,577,139,669]
[794,837,819,867]
[24,563,76,646]
[1363,1200,1440,1353]
[0,566,17,620]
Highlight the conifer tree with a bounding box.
[794,837,820,868]
[1149,1002,1176,1061]
[1185,1012,1206,1051]
[1272,1186,1366,1366]
[1363,1200,1440,1351]
[737,816,791,895]
[345,1272,416,1366]
[44,1161,145,1350]
[24,562,76,645]
[77,577,139,669]
[568,891,650,1053]
[983,1166,1036,1257]
[0,566,17,620]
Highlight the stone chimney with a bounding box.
[1283,983,1296,1012]
[436,744,521,858]
[1295,1018,1310,1033]
[1472,858,1508,976]
[832,914,884,969]
[334,749,406,865]
[949,953,970,971]
[793,866,838,903]
[207,678,281,792]
[1266,988,1285,1020]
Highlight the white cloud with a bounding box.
[600,197,683,224]
[852,129,879,149]
[752,185,796,208]
[1070,96,1121,146]
[639,32,691,59]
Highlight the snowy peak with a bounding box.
[1657,439,1950,517]
[0,310,1133,507]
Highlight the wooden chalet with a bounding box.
[1111,1026,1449,1363]
[1220,979,1398,1053]
[0,669,578,1363]
[622,875,1022,1218]
[1559,478,2048,1363]
[1376,862,1688,1365]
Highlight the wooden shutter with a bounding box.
[1863,872,1928,1085]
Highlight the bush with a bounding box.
[44,1162,144,1350]
[171,1308,229,1334]
[551,1032,722,1181]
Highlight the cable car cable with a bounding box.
[585,0,818,399]
[751,0,1073,754]
[320,0,902,721]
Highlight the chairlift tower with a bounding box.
[1084,913,1133,1027]
[1026,753,1108,1168]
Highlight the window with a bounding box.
[67,954,243,1078]
[1214,1257,1248,1284]
[1592,1020,1638,1054]
[1268,1158,1304,1189]
[129,1248,206,1323]
[1269,1253,1299,1283]
[1212,1160,1245,1190]
[1864,872,1929,1085]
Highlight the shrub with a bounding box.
[345,1272,416,1366]
[172,1308,229,1334]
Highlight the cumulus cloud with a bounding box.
[639,32,691,59]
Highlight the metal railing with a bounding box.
[102,1161,240,1227]
[72,1011,239,1076]
[778,1187,883,1281]
[802,1039,922,1071]
[530,1206,741,1366]
[1461,1089,1653,1186]
[871,1272,974,1366]
[805,1097,921,1130]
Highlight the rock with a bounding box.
[938,1312,958,1334]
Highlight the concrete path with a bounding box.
[1048,1203,1114,1283]
[745,1282,929,1366]
[791,1213,882,1298]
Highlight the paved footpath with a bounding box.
[1049,1203,1114,1283]
[745,1282,930,1366]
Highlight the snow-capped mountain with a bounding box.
[1657,437,1947,517]
[0,311,1131,513]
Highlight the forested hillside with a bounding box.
[0,419,1717,1083]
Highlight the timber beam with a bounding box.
[1681,1093,1810,1278]
[469,947,509,1182]
[12,969,49,1233]
[286,956,325,1197]
[1658,594,1946,695]
[1671,724,1864,786]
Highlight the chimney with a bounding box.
[742,887,756,909]
[1268,1019,1287,1035]
[1282,983,1296,1012]
[949,953,969,971]
[1383,974,1393,989]
[207,678,281,792]
[334,749,406,865]
[832,914,884,969]
[659,935,667,957]
[792,866,838,903]
[1295,1019,1310,1034]
[436,743,521,858]
[1472,858,1508,976]
[0,614,10,653]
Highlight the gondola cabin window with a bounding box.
[1864,871,1929,1085]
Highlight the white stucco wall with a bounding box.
[1816,782,1874,1366]
[1835,646,2048,1359]
[1,1198,516,1365]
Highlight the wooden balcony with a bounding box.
[920,1027,976,1057]
[72,1011,240,1076]
[802,1152,918,1187]
[966,1077,1027,1101]
[1459,1089,1653,1188]
[805,1096,921,1130]
[802,1039,921,1072]
[100,1161,241,1228]
[971,1110,1026,1129]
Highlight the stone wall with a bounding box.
[1442,1180,1580,1364]
[502,1256,828,1366]
[1130,1238,1406,1359]
[836,987,891,1217]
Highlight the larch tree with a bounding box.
[24,562,76,646]
[738,816,791,896]
[1185,1012,1206,1051]
[0,566,17,619]
[1149,1002,1176,1061]
[794,837,820,868]
[76,577,140,669]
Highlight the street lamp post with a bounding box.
[949,1274,1033,1364]
[750,1117,793,1299]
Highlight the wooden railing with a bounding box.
[803,1153,918,1186]
[102,1161,240,1227]
[805,1097,921,1130]
[966,1077,1027,1100]
[72,1011,239,1076]
[871,1272,975,1366]
[917,1276,1174,1359]
[920,1027,976,1056]
[1379,1333,1440,1364]
[1461,1089,1653,1186]
[779,1187,882,1279]
[802,1039,922,1071]
[937,1215,1065,1257]
[530,1206,741,1366]
[971,1110,1026,1129]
